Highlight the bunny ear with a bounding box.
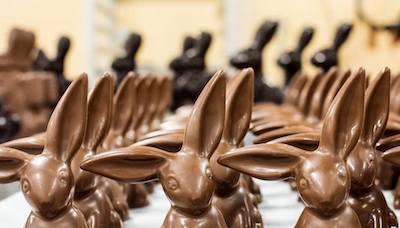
[295,27,314,53]
[390,74,400,114]
[81,145,174,183]
[298,72,323,115]
[83,73,114,151]
[183,36,196,51]
[111,73,136,134]
[382,146,400,167]
[134,132,183,152]
[44,74,88,162]
[147,77,162,125]
[309,67,338,119]
[319,68,365,159]
[322,69,351,118]
[158,77,171,116]
[289,74,308,107]
[223,68,254,146]
[182,70,226,158]
[270,132,320,151]
[361,68,390,146]
[252,21,278,51]
[332,23,353,51]
[1,133,45,155]
[0,147,33,183]
[218,143,307,180]
[196,32,212,57]
[284,72,303,104]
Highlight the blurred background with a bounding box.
[1,0,400,86]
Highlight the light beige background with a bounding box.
[0,0,400,85]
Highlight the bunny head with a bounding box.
[220,71,364,215]
[71,74,113,196]
[82,70,226,215]
[278,27,314,84]
[346,68,390,192]
[0,74,87,218]
[230,21,278,74]
[169,32,212,73]
[210,68,253,188]
[311,24,352,72]
[102,73,136,149]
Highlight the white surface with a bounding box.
[1,180,399,228]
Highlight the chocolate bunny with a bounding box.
[219,71,365,227]
[311,23,353,72]
[170,32,213,110]
[111,33,142,87]
[136,69,262,227]
[210,68,263,227]
[345,68,398,227]
[100,73,148,210]
[71,73,123,228]
[81,71,228,228]
[230,20,283,103]
[278,27,314,85]
[0,74,88,227]
[33,36,71,97]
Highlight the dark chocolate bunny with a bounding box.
[311,23,353,72]
[111,33,142,87]
[230,20,283,103]
[278,27,314,85]
[33,36,72,98]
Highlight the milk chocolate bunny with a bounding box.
[209,68,263,227]
[0,74,88,227]
[71,74,123,228]
[82,71,228,228]
[219,71,365,228]
[345,68,398,227]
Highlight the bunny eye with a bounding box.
[337,165,346,178]
[167,177,179,191]
[21,179,30,194]
[58,170,69,186]
[205,167,213,180]
[368,153,375,164]
[298,178,308,190]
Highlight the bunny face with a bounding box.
[346,144,377,191]
[159,153,215,213]
[21,155,74,217]
[296,152,350,213]
[311,49,337,72]
[230,48,261,70]
[277,51,300,71]
[71,147,98,195]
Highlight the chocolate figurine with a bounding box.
[219,71,365,227]
[311,23,353,72]
[82,71,228,228]
[33,36,72,97]
[0,28,35,71]
[278,27,314,85]
[345,68,398,227]
[0,74,89,227]
[71,74,123,228]
[230,20,283,103]
[170,32,213,110]
[111,33,142,87]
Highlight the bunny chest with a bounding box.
[212,185,251,228]
[74,188,116,228]
[162,206,227,228]
[347,186,397,227]
[295,206,361,228]
[25,206,88,228]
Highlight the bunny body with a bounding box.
[82,71,229,228]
